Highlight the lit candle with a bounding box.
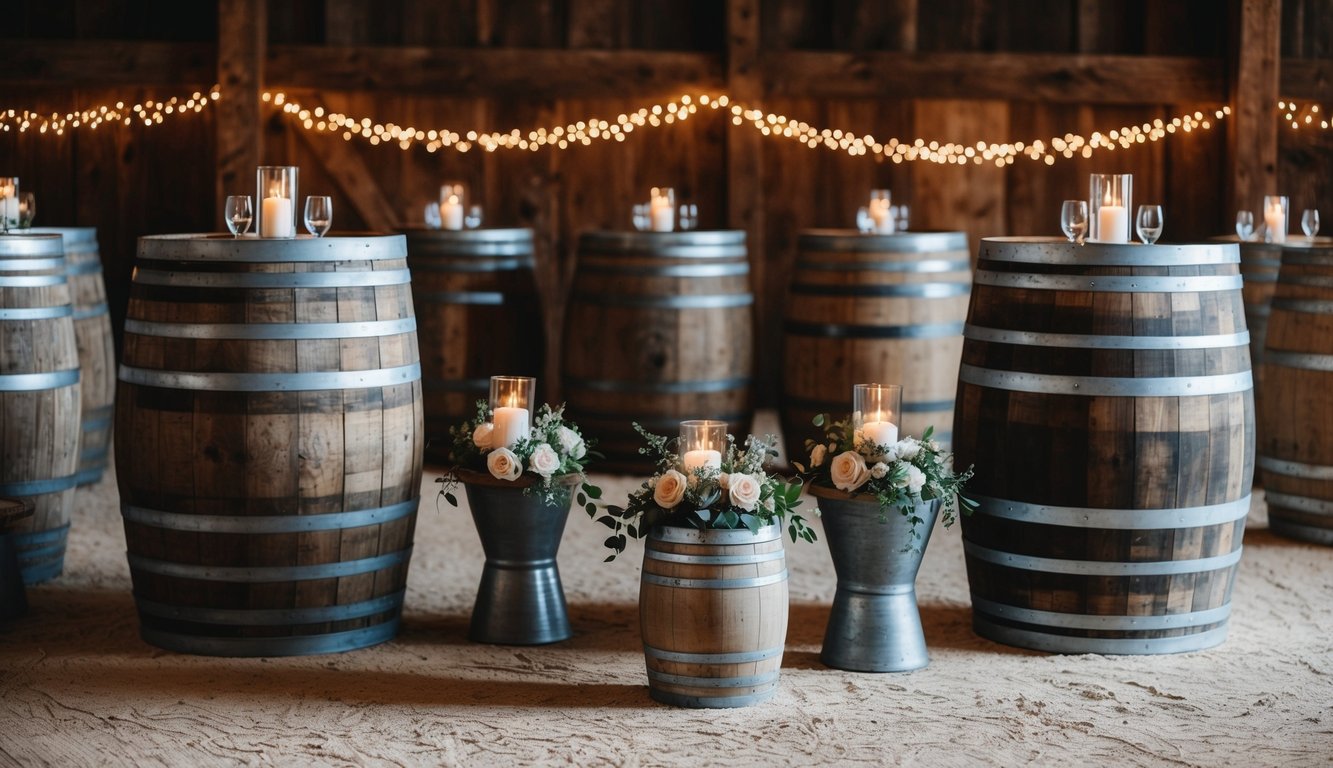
[260,185,293,238]
[869,200,894,233]
[492,404,530,448]
[0,181,17,227]
[1097,187,1127,243]
[650,198,674,232]
[441,194,464,231]
[858,417,898,449]
[682,449,722,473]
[1265,201,1286,243]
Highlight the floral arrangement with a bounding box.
[594,424,816,561]
[438,400,602,509]
[796,416,976,541]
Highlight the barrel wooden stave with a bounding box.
[782,231,971,454]
[954,238,1253,654]
[116,234,423,655]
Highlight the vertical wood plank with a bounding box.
[1228,0,1280,216]
[216,0,265,214]
[727,0,767,403]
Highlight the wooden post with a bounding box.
[216,0,266,212]
[1228,0,1280,217]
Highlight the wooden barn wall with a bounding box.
[1,0,1329,408]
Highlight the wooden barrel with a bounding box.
[640,525,788,708]
[116,233,424,656]
[562,231,753,470]
[781,230,971,453]
[1257,240,1333,545]
[954,237,1253,654]
[0,234,81,584]
[31,227,116,486]
[404,228,543,462]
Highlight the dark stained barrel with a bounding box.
[403,228,543,462]
[116,233,423,656]
[562,231,753,470]
[954,237,1253,654]
[781,230,970,453]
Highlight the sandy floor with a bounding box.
[2,451,1331,767]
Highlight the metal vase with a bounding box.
[463,480,573,645]
[814,487,940,672]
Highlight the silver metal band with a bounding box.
[641,570,788,590]
[963,325,1249,350]
[569,292,753,309]
[117,361,421,392]
[0,258,66,271]
[124,316,417,340]
[979,237,1238,266]
[1270,298,1333,314]
[797,230,967,253]
[1278,274,1333,287]
[562,375,750,394]
[416,291,505,305]
[970,493,1252,529]
[120,498,419,533]
[1268,518,1333,545]
[970,595,1233,630]
[963,540,1243,576]
[649,525,779,545]
[785,320,963,339]
[0,274,67,287]
[644,548,787,565]
[958,363,1253,397]
[1257,455,1333,480]
[71,303,109,320]
[131,268,412,289]
[1263,491,1333,517]
[137,619,400,657]
[134,590,405,625]
[1264,350,1333,372]
[642,644,782,664]
[789,282,971,299]
[974,270,1242,293]
[137,233,407,263]
[646,669,780,689]
[0,305,72,320]
[127,547,412,583]
[0,473,81,496]
[794,258,970,274]
[409,257,534,271]
[579,262,750,278]
[0,368,80,391]
[580,229,746,255]
[971,616,1231,655]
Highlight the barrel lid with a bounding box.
[28,227,98,246]
[980,236,1239,266]
[138,232,407,262]
[798,229,967,253]
[0,233,64,259]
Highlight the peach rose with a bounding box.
[653,469,688,508]
[487,447,522,481]
[728,472,762,511]
[830,450,871,492]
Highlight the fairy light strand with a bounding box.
[0,87,221,135]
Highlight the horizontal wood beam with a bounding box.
[759,51,1229,104]
[1280,59,1333,102]
[0,41,215,87]
[266,45,724,96]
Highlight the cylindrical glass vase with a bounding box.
[1089,173,1132,243]
[440,182,466,231]
[0,177,19,232]
[869,189,894,233]
[853,383,902,449]
[679,419,727,474]
[256,166,298,238]
[650,187,676,232]
[1264,195,1289,244]
[490,375,536,448]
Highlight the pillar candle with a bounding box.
[261,195,293,238]
[650,199,674,232]
[870,201,894,233]
[1266,205,1286,244]
[492,406,530,448]
[1098,204,1128,243]
[858,420,899,448]
[682,449,722,473]
[441,196,464,230]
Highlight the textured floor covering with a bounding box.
[2,449,1331,767]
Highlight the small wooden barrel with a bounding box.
[404,228,543,461]
[0,234,81,585]
[116,233,424,656]
[640,525,788,708]
[954,237,1253,654]
[781,230,971,453]
[562,231,753,470]
[31,227,116,486]
[1258,241,1333,545]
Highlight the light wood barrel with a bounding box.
[31,228,116,486]
[116,233,424,656]
[404,228,543,461]
[1258,241,1333,545]
[562,231,753,470]
[781,230,970,453]
[640,525,788,708]
[0,234,81,584]
[954,237,1253,654]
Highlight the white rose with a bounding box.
[728,472,762,511]
[906,465,926,495]
[895,438,921,461]
[487,447,522,481]
[653,469,688,508]
[556,425,586,459]
[472,422,495,451]
[528,442,561,478]
[810,444,827,468]
[830,450,871,492]
[871,462,889,479]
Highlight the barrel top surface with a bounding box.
[137,232,407,262]
[798,229,967,252]
[0,497,35,528]
[979,236,1239,266]
[401,227,534,243]
[648,523,781,545]
[580,230,746,251]
[27,227,98,245]
[0,233,65,258]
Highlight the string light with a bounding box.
[0,87,221,135]
[1278,100,1328,130]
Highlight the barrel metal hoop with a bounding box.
[1269,298,1333,314]
[969,493,1252,529]
[71,303,110,320]
[1263,491,1333,516]
[0,275,67,287]
[0,305,73,320]
[124,317,417,340]
[793,258,970,274]
[579,263,750,278]
[1241,273,1279,284]
[1257,456,1333,481]
[562,375,750,395]
[127,547,413,583]
[136,235,407,263]
[642,645,783,664]
[409,255,534,269]
[646,669,781,689]
[641,570,788,590]
[79,446,109,463]
[972,617,1230,655]
[416,291,506,306]
[1264,351,1333,372]
[0,258,67,271]
[117,361,421,392]
[422,376,489,393]
[0,368,81,391]
[120,498,419,533]
[974,271,1242,293]
[797,231,968,253]
[1278,273,1333,287]
[134,590,406,626]
[1268,518,1333,544]
[785,321,963,340]
[9,524,71,547]
[958,364,1253,397]
[1242,257,1282,268]
[962,540,1243,576]
[644,548,787,565]
[570,292,753,309]
[979,238,1238,266]
[649,524,781,545]
[131,268,412,289]
[789,282,971,299]
[963,325,1250,351]
[970,595,1233,631]
[138,619,400,657]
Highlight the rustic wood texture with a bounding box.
[217,0,265,219]
[1229,0,1281,220]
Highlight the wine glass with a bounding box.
[224,195,253,238]
[423,201,442,229]
[855,206,874,233]
[631,203,650,231]
[1060,200,1088,244]
[894,203,910,232]
[1302,209,1320,240]
[1235,210,1255,241]
[678,203,698,231]
[1136,205,1164,245]
[303,196,332,237]
[18,192,35,228]
[465,204,483,230]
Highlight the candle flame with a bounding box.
[1103,186,1113,206]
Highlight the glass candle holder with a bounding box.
[440,182,466,231]
[0,177,19,233]
[1264,195,1289,244]
[869,189,893,233]
[490,375,536,448]
[679,419,726,474]
[1088,173,1132,243]
[650,187,675,232]
[853,383,902,450]
[256,166,298,238]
